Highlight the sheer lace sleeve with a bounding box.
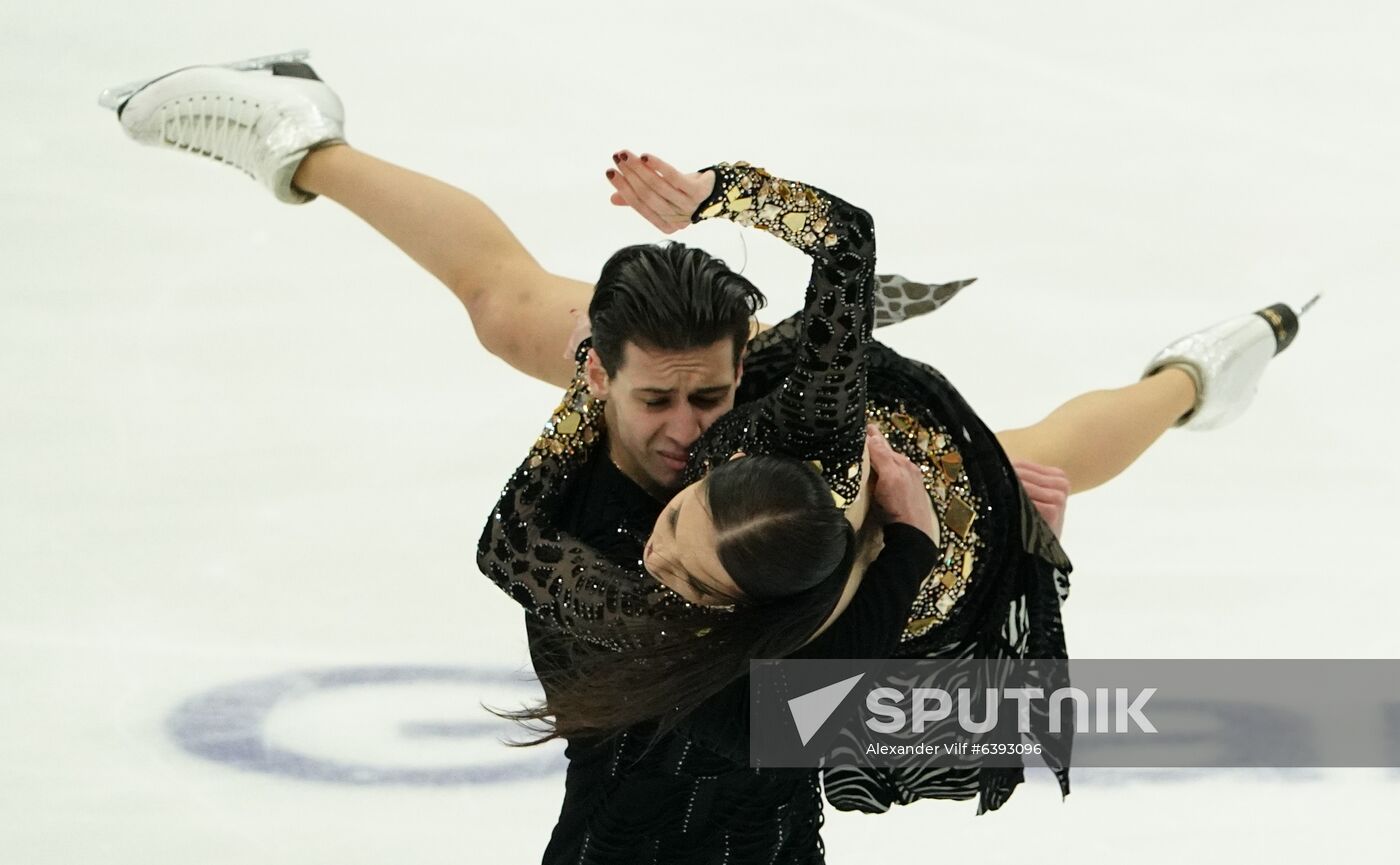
[687,161,877,506]
[475,346,681,649]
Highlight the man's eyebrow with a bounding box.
[635,385,731,395]
[632,386,728,394]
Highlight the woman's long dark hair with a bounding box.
[497,455,856,746]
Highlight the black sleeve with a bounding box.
[690,161,876,507]
[475,346,685,650]
[796,523,938,660]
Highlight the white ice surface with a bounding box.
[2,1,1398,861]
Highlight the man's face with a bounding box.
[587,338,740,499]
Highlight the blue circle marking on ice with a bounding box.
[167,665,565,785]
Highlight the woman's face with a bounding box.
[642,479,743,606]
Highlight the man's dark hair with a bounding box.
[588,242,767,376]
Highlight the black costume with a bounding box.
[478,162,1073,863]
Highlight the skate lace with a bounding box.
[159,96,265,176]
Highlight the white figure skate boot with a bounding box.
[103,52,344,204]
[1143,295,1320,430]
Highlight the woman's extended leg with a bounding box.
[293,145,591,388]
[111,62,590,387]
[995,368,1197,494]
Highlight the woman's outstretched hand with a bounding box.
[866,424,940,545]
[605,150,716,234]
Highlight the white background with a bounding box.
[2,1,1397,861]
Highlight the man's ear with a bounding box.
[585,348,610,399]
[734,356,745,388]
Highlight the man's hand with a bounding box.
[866,424,939,544]
[1011,458,1070,539]
[605,150,716,234]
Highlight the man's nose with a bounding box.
[664,406,706,445]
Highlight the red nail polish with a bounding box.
[620,152,629,162]
[612,153,620,164]
[640,155,650,163]
[606,169,616,178]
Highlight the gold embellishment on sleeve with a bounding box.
[939,452,965,483]
[945,495,976,539]
[866,402,987,639]
[531,362,604,465]
[700,162,834,250]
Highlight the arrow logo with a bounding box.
[787,673,865,746]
